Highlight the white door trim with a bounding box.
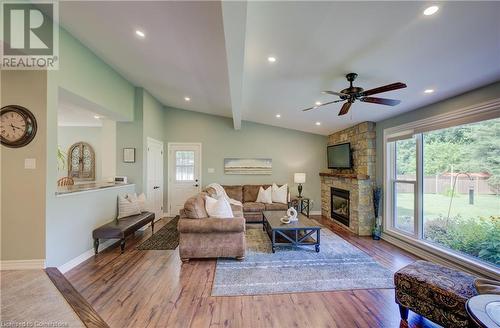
[167,142,202,217]
[147,137,164,220]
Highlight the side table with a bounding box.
[290,196,310,217]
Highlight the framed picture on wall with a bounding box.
[123,148,135,163]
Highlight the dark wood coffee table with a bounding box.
[262,211,321,253]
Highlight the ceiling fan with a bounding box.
[302,73,407,116]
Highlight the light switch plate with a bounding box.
[207,168,215,173]
[24,158,36,169]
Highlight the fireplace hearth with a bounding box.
[331,187,350,227]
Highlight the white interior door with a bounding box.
[147,138,164,220]
[168,143,201,216]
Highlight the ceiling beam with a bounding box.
[221,0,247,130]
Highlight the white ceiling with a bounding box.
[59,1,500,135]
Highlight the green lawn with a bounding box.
[397,193,499,219]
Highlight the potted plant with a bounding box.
[372,186,382,240]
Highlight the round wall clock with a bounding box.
[1,105,38,148]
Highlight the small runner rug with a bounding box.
[212,225,394,296]
[137,216,179,250]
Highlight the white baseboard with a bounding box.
[310,210,321,216]
[0,259,46,270]
[58,239,115,274]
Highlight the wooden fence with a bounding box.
[397,175,496,195]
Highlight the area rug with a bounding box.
[212,225,394,296]
[136,216,179,250]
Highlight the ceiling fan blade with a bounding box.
[360,97,401,106]
[338,102,352,116]
[361,82,407,96]
[302,99,345,112]
[322,90,348,98]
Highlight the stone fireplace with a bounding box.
[320,122,376,236]
[331,187,350,226]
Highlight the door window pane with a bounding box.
[395,137,416,180]
[395,182,415,234]
[423,118,500,268]
[175,151,195,181]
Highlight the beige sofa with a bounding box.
[178,192,246,261]
[205,185,289,223]
[178,184,289,261]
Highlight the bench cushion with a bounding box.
[395,260,478,327]
[93,212,155,239]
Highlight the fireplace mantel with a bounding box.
[319,172,370,180]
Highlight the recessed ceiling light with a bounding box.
[276,114,281,118]
[135,30,145,38]
[94,115,100,119]
[267,56,277,63]
[424,89,434,94]
[315,122,321,126]
[315,101,322,106]
[184,97,191,102]
[423,6,439,16]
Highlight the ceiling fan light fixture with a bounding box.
[423,6,439,16]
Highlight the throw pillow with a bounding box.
[272,183,288,204]
[205,196,234,218]
[256,186,272,204]
[127,193,148,212]
[117,195,141,219]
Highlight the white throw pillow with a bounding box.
[205,196,234,218]
[256,186,273,204]
[117,195,141,219]
[272,183,288,204]
[128,193,148,212]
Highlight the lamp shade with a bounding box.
[294,173,306,184]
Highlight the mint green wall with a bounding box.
[46,27,137,267]
[116,88,145,192]
[163,107,328,212]
[375,81,500,186]
[116,88,165,199]
[57,28,135,121]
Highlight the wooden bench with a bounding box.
[92,212,155,254]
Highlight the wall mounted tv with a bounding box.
[327,143,352,169]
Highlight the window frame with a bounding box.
[383,98,500,278]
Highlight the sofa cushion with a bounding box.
[243,202,266,212]
[178,217,245,233]
[265,203,288,211]
[183,193,209,219]
[394,260,477,319]
[243,185,271,202]
[223,185,243,203]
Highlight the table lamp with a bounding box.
[294,173,306,198]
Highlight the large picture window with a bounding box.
[386,116,499,270]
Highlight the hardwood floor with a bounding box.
[65,216,440,328]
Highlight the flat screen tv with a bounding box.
[327,143,352,169]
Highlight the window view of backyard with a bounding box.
[393,117,499,268]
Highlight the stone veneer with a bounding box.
[320,122,376,236]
